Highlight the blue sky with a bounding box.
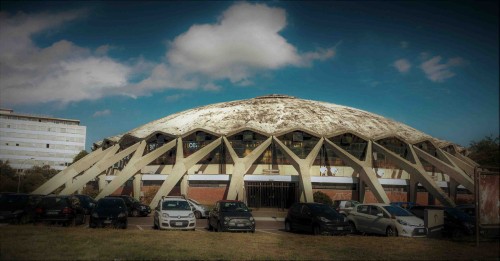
[0,1,498,150]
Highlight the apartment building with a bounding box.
[0,109,86,171]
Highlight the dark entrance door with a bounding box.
[245,181,298,209]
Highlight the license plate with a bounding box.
[104,220,112,224]
[337,227,344,230]
[175,222,183,226]
[237,223,244,227]
[418,229,424,233]
[47,211,58,215]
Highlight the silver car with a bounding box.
[187,198,209,219]
[347,203,427,237]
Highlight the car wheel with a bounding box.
[153,219,159,230]
[194,211,202,219]
[208,221,213,231]
[285,221,293,232]
[386,226,397,237]
[313,225,322,236]
[89,222,96,228]
[19,214,30,225]
[122,222,127,229]
[217,222,224,232]
[349,222,357,234]
[132,210,139,217]
[452,229,464,240]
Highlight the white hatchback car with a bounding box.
[347,203,427,237]
[153,197,196,230]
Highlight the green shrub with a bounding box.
[313,191,332,205]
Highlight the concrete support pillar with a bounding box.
[324,139,390,204]
[133,174,142,201]
[358,179,366,203]
[33,147,107,195]
[180,175,189,197]
[60,143,139,195]
[408,178,418,203]
[98,174,107,191]
[449,179,458,202]
[96,139,176,200]
[149,137,222,208]
[273,137,324,203]
[373,142,455,207]
[224,136,273,200]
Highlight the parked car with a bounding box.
[0,193,43,224]
[333,200,360,216]
[34,195,86,226]
[107,195,151,217]
[90,197,128,229]
[187,198,209,219]
[408,205,475,238]
[347,203,427,237]
[153,196,196,230]
[285,202,350,235]
[73,194,97,215]
[390,202,418,209]
[208,200,255,233]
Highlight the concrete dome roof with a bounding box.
[102,94,453,147]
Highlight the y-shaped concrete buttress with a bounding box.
[149,137,222,208]
[60,143,140,195]
[32,147,107,195]
[224,136,273,200]
[95,139,176,200]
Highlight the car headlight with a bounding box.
[162,213,169,218]
[224,216,230,221]
[118,212,127,218]
[249,217,254,221]
[188,213,194,218]
[319,217,330,222]
[91,212,99,218]
[397,219,409,226]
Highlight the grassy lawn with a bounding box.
[1,225,499,260]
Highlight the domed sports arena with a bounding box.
[34,95,477,208]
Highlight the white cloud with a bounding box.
[160,2,335,85]
[393,59,411,73]
[0,3,336,106]
[420,56,466,82]
[93,109,112,117]
[0,10,132,106]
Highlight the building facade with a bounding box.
[0,109,86,171]
[34,95,476,208]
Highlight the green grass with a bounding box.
[1,225,499,260]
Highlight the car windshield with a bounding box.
[0,194,29,209]
[309,204,342,217]
[383,206,413,216]
[97,199,125,209]
[220,202,249,212]
[40,197,69,208]
[162,200,191,210]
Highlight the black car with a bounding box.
[73,194,97,215]
[90,197,128,229]
[0,193,43,224]
[108,195,151,217]
[34,195,86,226]
[409,205,474,238]
[285,202,350,235]
[208,200,255,232]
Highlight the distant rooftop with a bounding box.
[0,108,80,124]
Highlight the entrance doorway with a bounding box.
[245,181,298,209]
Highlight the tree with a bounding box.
[313,191,333,205]
[71,150,89,166]
[468,136,499,167]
